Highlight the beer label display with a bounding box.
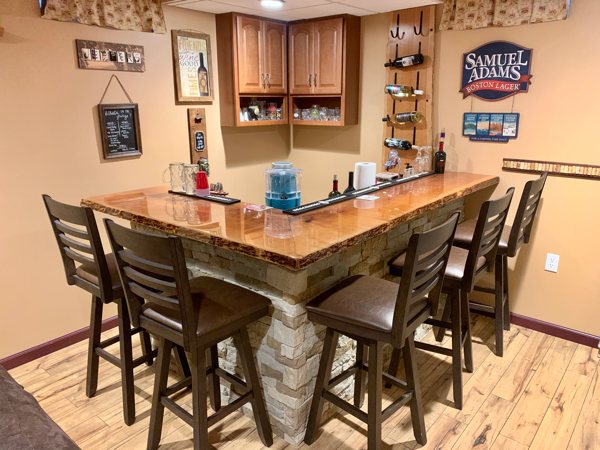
[463,113,520,143]
[460,41,532,101]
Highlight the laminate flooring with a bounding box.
[9,315,600,449]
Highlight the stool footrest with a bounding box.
[98,334,120,349]
[414,341,453,357]
[207,391,253,427]
[322,390,368,423]
[382,392,412,421]
[426,318,451,329]
[96,347,120,367]
[214,367,248,392]
[132,351,157,367]
[166,376,192,397]
[327,363,360,390]
[469,302,495,314]
[382,371,409,391]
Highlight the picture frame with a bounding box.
[98,104,142,159]
[171,30,213,103]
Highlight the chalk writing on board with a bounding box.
[98,104,142,159]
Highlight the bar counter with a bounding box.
[82,171,498,445]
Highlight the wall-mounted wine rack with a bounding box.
[383,6,435,171]
[502,158,600,180]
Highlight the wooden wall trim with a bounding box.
[511,313,600,348]
[0,316,118,370]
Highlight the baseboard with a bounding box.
[0,316,118,370]
[511,313,600,348]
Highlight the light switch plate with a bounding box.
[545,253,560,273]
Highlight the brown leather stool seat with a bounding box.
[304,213,459,449]
[42,195,155,426]
[450,173,547,356]
[105,219,273,450]
[388,188,514,410]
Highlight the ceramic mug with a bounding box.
[163,162,185,192]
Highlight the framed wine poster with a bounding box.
[171,30,213,103]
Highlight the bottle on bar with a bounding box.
[343,171,355,194]
[384,137,412,150]
[328,174,342,198]
[198,53,209,96]
[383,112,423,125]
[384,53,424,68]
[435,129,447,174]
[384,84,424,99]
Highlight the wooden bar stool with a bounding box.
[42,195,155,425]
[388,188,514,409]
[304,213,459,449]
[450,173,547,356]
[104,219,273,450]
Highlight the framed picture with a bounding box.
[98,104,142,159]
[171,30,213,103]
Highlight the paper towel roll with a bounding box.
[354,162,377,189]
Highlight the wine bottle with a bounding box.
[435,129,447,174]
[343,171,355,194]
[384,84,424,98]
[384,53,424,68]
[198,52,209,96]
[328,175,341,198]
[383,112,423,125]
[384,138,412,150]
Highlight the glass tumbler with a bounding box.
[183,164,199,195]
[163,162,185,192]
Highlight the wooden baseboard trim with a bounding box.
[511,313,600,348]
[0,316,118,370]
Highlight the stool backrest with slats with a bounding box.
[506,173,548,257]
[392,212,459,347]
[42,194,113,302]
[464,188,515,291]
[104,219,197,351]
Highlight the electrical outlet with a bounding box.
[545,253,560,273]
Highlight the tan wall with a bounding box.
[433,0,600,336]
[0,1,598,359]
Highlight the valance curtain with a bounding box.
[42,0,166,33]
[440,0,570,30]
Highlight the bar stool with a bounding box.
[304,213,459,449]
[104,219,273,450]
[450,173,547,356]
[388,188,514,409]
[42,195,155,425]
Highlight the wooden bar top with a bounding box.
[82,172,498,270]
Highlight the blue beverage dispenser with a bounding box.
[265,162,302,210]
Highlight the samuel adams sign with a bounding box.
[461,41,532,101]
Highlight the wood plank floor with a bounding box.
[9,315,599,449]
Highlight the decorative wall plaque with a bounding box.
[76,39,145,72]
[463,112,519,142]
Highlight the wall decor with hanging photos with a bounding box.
[75,39,145,72]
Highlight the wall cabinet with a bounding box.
[217,13,288,127]
[289,15,360,126]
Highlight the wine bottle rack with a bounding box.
[502,158,600,180]
[383,6,435,172]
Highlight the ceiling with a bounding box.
[163,0,442,21]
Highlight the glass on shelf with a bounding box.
[310,104,320,120]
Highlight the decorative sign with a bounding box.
[172,30,213,103]
[463,113,519,142]
[187,108,208,164]
[461,41,532,101]
[503,158,600,180]
[195,131,205,151]
[76,40,144,72]
[98,104,142,159]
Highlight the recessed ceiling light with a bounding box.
[260,0,285,10]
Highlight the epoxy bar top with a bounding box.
[82,172,498,270]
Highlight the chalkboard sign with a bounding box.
[98,104,142,159]
[194,131,205,151]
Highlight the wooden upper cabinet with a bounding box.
[237,16,263,93]
[236,15,287,94]
[289,22,314,94]
[263,21,287,94]
[289,17,344,95]
[313,18,343,94]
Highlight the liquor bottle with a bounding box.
[343,171,355,194]
[384,137,412,150]
[328,175,342,198]
[384,84,424,98]
[384,53,424,68]
[435,129,447,174]
[383,112,423,125]
[198,52,209,96]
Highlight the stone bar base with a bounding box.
[137,198,464,446]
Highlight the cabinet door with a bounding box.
[237,16,264,93]
[313,18,343,94]
[263,21,287,94]
[289,22,314,94]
